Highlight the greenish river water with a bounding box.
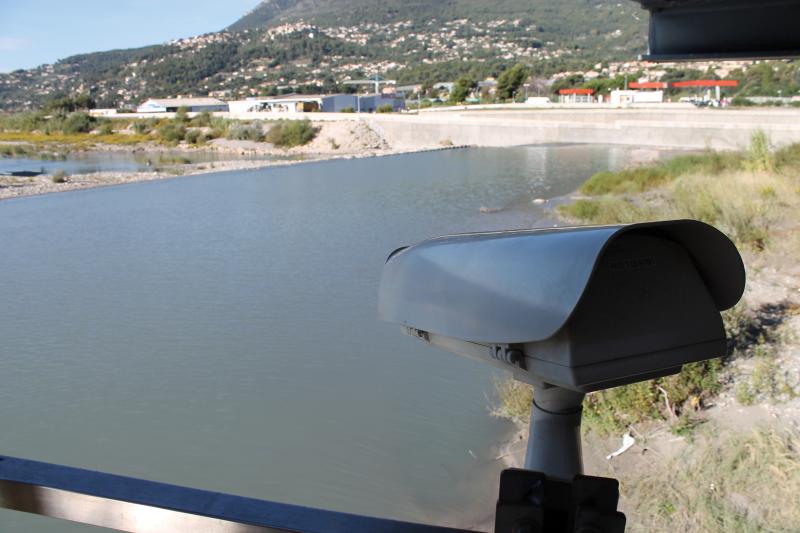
[0,144,675,530]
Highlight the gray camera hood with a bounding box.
[379,220,744,344]
[379,220,745,390]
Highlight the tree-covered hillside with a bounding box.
[232,0,644,31]
[0,0,648,110]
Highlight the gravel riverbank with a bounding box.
[0,120,461,201]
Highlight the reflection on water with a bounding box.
[0,144,680,531]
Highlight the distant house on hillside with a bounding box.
[137,97,229,113]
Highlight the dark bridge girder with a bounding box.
[631,0,800,60]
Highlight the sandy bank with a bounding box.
[0,120,463,201]
[0,146,462,202]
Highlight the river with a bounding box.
[0,144,675,531]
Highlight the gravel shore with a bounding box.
[0,121,458,201]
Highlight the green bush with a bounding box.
[775,142,800,168]
[189,111,212,127]
[265,119,318,147]
[744,130,775,172]
[174,106,190,123]
[493,359,723,436]
[132,119,157,135]
[579,151,744,196]
[226,122,264,142]
[61,112,96,134]
[97,121,114,135]
[730,96,756,107]
[557,197,651,224]
[157,122,187,144]
[376,104,394,113]
[0,111,46,132]
[185,129,203,145]
[340,107,355,113]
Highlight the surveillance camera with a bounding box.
[378,220,745,392]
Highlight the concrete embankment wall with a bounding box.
[367,108,800,151]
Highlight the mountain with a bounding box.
[0,1,648,110]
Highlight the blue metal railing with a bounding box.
[0,454,480,533]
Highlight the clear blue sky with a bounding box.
[0,0,263,73]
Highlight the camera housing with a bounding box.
[378,220,745,392]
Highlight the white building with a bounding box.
[228,96,323,114]
[137,97,229,113]
[609,90,664,106]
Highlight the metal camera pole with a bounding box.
[524,383,585,480]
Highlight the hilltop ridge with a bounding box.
[0,0,648,110]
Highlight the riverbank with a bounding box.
[0,146,463,201]
[489,137,800,531]
[0,119,462,201]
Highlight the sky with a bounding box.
[0,0,263,73]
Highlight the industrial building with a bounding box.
[354,94,405,113]
[136,97,229,113]
[228,94,405,114]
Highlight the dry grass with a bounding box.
[559,136,800,252]
[625,426,800,532]
[490,378,533,423]
[667,170,797,251]
[0,131,151,146]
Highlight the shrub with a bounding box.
[668,171,781,250]
[157,122,187,144]
[185,129,203,145]
[491,379,533,423]
[579,151,744,196]
[132,119,155,135]
[97,121,114,135]
[730,96,755,107]
[557,197,652,224]
[265,119,318,147]
[174,106,190,123]
[226,122,265,142]
[61,112,96,134]
[0,111,46,132]
[492,358,723,436]
[190,111,212,127]
[744,130,775,173]
[43,94,95,113]
[774,142,800,168]
[376,104,394,113]
[340,107,355,113]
